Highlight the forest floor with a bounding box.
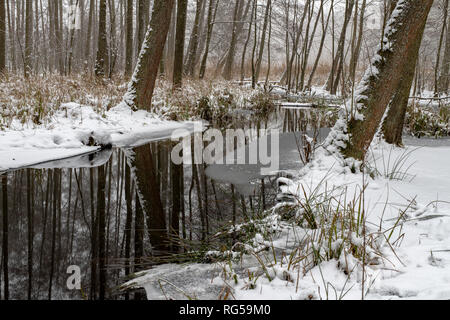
[124,137,450,300]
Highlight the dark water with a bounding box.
[0,107,335,300]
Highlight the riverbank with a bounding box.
[124,138,450,300]
[0,75,275,172]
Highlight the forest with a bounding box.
[1,0,450,302]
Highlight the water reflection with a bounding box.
[0,106,336,300]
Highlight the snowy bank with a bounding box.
[123,140,450,300]
[0,102,201,172]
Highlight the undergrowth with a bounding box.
[0,75,276,130]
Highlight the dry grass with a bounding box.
[0,73,127,128]
[0,74,275,129]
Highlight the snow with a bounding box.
[124,139,450,300]
[0,102,201,172]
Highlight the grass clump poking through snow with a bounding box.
[212,169,405,299]
[367,144,418,182]
[273,182,385,274]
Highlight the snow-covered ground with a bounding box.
[124,139,450,300]
[0,102,201,172]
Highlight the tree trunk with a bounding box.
[124,0,175,111]
[185,0,204,77]
[95,0,108,77]
[328,0,355,94]
[330,0,434,161]
[381,1,430,146]
[349,0,367,84]
[307,0,333,89]
[85,0,95,70]
[254,0,272,82]
[0,0,5,73]
[125,0,134,76]
[199,0,219,79]
[440,4,450,94]
[24,0,33,77]
[222,0,244,80]
[173,0,188,88]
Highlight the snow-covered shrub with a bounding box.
[151,80,275,125]
[0,74,126,129]
[405,105,450,138]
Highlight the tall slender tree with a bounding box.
[173,0,188,88]
[185,0,204,77]
[125,0,134,76]
[199,0,219,79]
[0,0,5,73]
[24,0,33,77]
[95,0,108,77]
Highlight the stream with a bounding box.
[0,106,335,299]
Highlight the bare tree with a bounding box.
[173,0,188,88]
[95,0,108,77]
[199,0,220,79]
[0,0,5,73]
[24,0,33,77]
[125,0,134,77]
[185,0,205,77]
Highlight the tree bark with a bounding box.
[334,0,434,161]
[199,0,219,79]
[124,0,175,111]
[95,0,108,77]
[173,0,188,88]
[24,0,33,77]
[0,0,5,73]
[254,0,272,82]
[439,0,450,94]
[381,0,430,146]
[185,0,204,77]
[125,0,134,77]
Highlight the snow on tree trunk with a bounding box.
[381,0,429,146]
[326,0,434,163]
[126,145,169,256]
[124,0,175,111]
